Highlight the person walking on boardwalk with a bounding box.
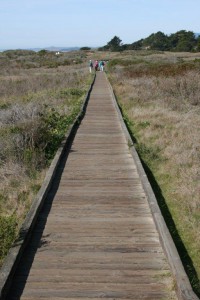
[99,60,105,71]
[89,60,93,73]
[94,60,98,71]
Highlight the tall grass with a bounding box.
[0,50,92,264]
[107,51,200,295]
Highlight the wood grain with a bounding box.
[6,72,177,300]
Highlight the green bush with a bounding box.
[107,58,145,69]
[59,88,84,98]
[0,103,10,109]
[39,103,82,160]
[0,215,18,262]
[136,143,161,165]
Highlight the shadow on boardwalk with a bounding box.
[143,163,200,297]
[119,101,200,297]
[5,141,77,299]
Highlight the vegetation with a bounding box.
[0,215,17,260]
[99,36,123,52]
[105,50,200,296]
[0,49,93,265]
[99,30,200,52]
[80,47,91,51]
[1,45,200,297]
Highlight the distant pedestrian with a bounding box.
[89,60,93,73]
[94,60,98,71]
[99,60,105,71]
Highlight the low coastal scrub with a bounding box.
[107,51,200,295]
[0,50,92,264]
[1,48,200,297]
[0,215,17,264]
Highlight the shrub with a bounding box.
[39,102,82,160]
[0,51,91,266]
[0,215,18,261]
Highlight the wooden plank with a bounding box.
[5,72,178,300]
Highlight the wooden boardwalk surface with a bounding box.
[6,72,177,299]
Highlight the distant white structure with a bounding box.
[55,52,60,55]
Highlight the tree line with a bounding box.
[98,30,200,52]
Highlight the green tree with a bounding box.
[143,31,170,51]
[196,37,200,52]
[38,49,48,56]
[80,47,91,51]
[129,39,144,50]
[106,36,122,51]
[98,30,198,53]
[169,30,196,52]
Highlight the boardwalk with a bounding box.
[6,72,177,299]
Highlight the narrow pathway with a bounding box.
[7,72,177,299]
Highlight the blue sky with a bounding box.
[0,0,199,49]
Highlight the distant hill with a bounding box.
[0,46,80,52]
[29,46,80,52]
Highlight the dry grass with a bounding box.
[1,49,200,294]
[107,50,200,295]
[0,50,92,264]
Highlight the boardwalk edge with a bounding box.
[0,75,96,300]
[106,74,199,300]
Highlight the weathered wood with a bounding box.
[2,72,198,299]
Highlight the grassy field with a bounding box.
[0,48,200,296]
[98,50,200,295]
[0,49,93,265]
